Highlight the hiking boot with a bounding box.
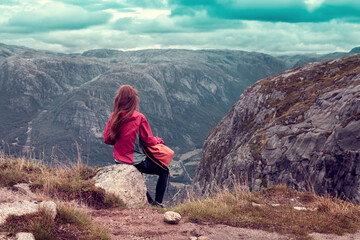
[150,201,165,208]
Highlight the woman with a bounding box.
[103,85,169,207]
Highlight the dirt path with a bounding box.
[88,209,360,240]
[89,207,360,240]
[2,187,360,240]
[89,208,289,240]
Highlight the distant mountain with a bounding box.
[350,47,360,54]
[0,44,287,169]
[278,46,360,68]
[0,43,35,58]
[193,54,360,202]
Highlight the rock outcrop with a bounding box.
[93,164,147,208]
[13,184,37,200]
[0,201,57,225]
[16,232,35,240]
[193,55,360,202]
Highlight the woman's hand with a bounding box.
[155,137,164,144]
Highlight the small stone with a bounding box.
[198,236,210,240]
[294,206,317,211]
[189,237,197,240]
[271,204,280,207]
[251,202,264,207]
[39,201,57,220]
[16,232,35,240]
[164,211,181,224]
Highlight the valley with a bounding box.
[1,43,359,199]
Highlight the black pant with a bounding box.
[134,157,169,204]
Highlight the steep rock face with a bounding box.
[193,55,360,202]
[0,54,109,113]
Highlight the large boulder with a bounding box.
[193,55,360,202]
[93,164,147,208]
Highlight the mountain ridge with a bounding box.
[0,43,287,169]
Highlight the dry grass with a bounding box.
[0,203,111,240]
[0,152,125,209]
[174,184,360,239]
[56,203,111,240]
[0,209,57,240]
[3,152,360,239]
[0,151,122,239]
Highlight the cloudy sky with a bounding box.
[0,0,359,55]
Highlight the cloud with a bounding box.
[57,0,126,11]
[304,0,325,11]
[147,20,360,54]
[169,0,360,23]
[0,0,19,6]
[3,2,111,33]
[11,28,161,53]
[57,0,167,11]
[0,0,359,55]
[124,0,168,9]
[115,16,180,33]
[114,9,245,34]
[1,18,359,55]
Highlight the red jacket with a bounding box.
[103,110,163,164]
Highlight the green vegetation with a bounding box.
[174,184,360,240]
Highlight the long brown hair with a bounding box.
[109,85,139,139]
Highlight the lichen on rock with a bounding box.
[93,164,147,208]
[193,54,360,202]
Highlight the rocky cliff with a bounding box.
[193,54,360,202]
[0,44,287,168]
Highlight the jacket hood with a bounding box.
[120,110,140,123]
